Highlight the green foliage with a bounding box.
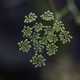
[18,10,72,68]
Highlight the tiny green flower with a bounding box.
[39,36,48,45]
[18,39,31,53]
[33,23,44,32]
[59,31,72,44]
[43,26,51,35]
[46,44,58,56]
[53,20,65,32]
[40,10,54,21]
[22,26,32,38]
[30,54,46,68]
[46,30,58,43]
[24,12,37,23]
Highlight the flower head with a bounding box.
[30,54,46,68]
[18,39,31,53]
[40,10,54,21]
[24,12,37,23]
[18,10,72,68]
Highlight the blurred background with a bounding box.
[0,0,80,80]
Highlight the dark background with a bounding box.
[0,0,80,80]
[0,0,41,80]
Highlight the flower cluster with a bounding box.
[18,39,31,53]
[30,53,46,68]
[40,10,54,21]
[24,12,37,23]
[22,26,32,38]
[18,10,72,68]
